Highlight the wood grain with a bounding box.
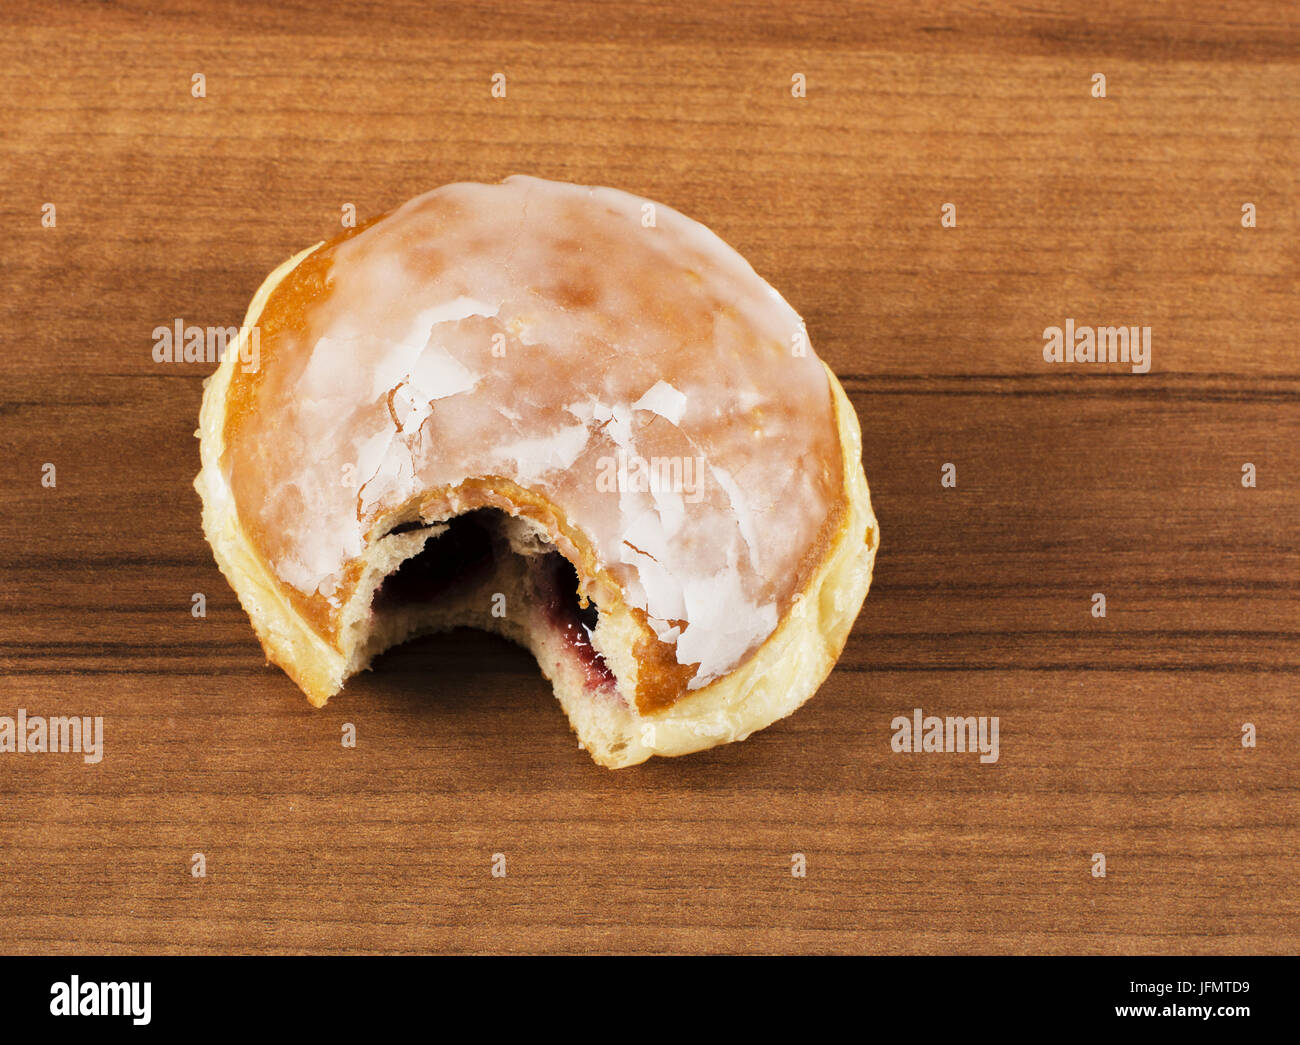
[0,0,1296,954]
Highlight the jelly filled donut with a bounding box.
[195,175,879,767]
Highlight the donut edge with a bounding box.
[195,243,349,704]
[623,361,879,766]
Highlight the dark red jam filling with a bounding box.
[540,554,617,692]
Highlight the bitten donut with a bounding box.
[195,175,879,768]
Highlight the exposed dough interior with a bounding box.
[340,506,645,762]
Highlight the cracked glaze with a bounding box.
[222,176,843,690]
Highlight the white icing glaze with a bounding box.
[633,379,688,425]
[225,176,842,690]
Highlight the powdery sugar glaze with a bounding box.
[223,176,844,690]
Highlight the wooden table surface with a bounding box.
[0,0,1296,955]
